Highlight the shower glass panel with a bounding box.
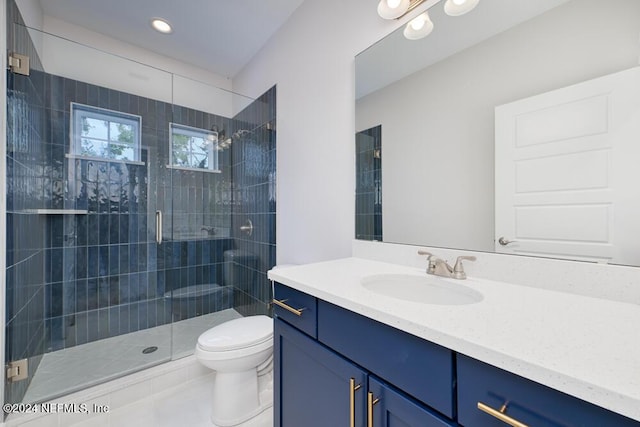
[5,21,174,405]
[167,76,277,359]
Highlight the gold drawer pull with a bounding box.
[367,392,380,427]
[349,378,362,427]
[477,402,529,427]
[272,298,305,316]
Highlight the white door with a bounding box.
[495,67,640,264]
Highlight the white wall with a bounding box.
[356,0,640,252]
[233,0,438,264]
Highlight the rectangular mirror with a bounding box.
[355,0,640,266]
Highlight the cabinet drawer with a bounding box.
[273,282,317,338]
[318,301,455,418]
[458,354,640,427]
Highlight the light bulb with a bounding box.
[386,0,401,9]
[377,0,410,19]
[410,16,425,31]
[403,12,433,40]
[444,0,479,16]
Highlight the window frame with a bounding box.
[70,103,142,163]
[169,123,220,172]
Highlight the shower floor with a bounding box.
[23,309,243,404]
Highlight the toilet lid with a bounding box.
[197,315,273,352]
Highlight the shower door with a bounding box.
[4,21,174,405]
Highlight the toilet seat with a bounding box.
[197,315,273,352]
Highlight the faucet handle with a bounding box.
[452,256,476,279]
[418,250,435,274]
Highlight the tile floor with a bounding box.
[24,309,242,403]
[70,374,273,427]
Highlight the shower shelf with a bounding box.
[24,209,89,215]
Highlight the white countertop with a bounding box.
[268,257,640,421]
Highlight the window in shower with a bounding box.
[169,123,220,172]
[71,103,142,162]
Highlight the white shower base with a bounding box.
[23,309,242,404]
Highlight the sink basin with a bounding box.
[361,274,483,305]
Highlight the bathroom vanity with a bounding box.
[269,258,640,426]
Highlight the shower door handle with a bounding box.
[156,210,163,245]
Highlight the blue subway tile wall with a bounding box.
[230,87,277,316]
[355,125,382,241]
[37,78,242,350]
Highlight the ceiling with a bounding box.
[39,0,305,79]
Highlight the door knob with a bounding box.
[498,236,515,246]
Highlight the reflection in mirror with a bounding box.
[356,126,382,241]
[355,0,640,266]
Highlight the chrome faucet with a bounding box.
[418,250,476,280]
[201,226,217,236]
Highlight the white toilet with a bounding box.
[195,315,274,426]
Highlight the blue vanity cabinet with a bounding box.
[368,377,456,427]
[274,318,368,427]
[274,283,457,426]
[457,354,640,427]
[317,300,455,418]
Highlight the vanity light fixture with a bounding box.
[151,18,173,34]
[377,0,480,40]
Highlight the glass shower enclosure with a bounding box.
[4,2,276,410]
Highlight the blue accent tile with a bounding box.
[109,213,119,244]
[75,312,88,345]
[119,274,131,304]
[109,245,119,275]
[118,305,130,335]
[99,246,109,277]
[99,214,109,245]
[76,279,87,312]
[87,215,99,246]
[98,308,110,340]
[98,277,110,308]
[87,279,98,311]
[109,276,120,305]
[87,310,99,343]
[109,306,120,338]
[129,244,138,273]
[119,244,129,274]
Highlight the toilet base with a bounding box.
[210,370,273,427]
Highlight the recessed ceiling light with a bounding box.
[151,18,173,34]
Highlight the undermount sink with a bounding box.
[361,274,483,305]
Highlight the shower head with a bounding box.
[232,129,252,139]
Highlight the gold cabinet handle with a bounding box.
[477,402,529,427]
[367,392,380,427]
[349,378,362,427]
[272,298,306,316]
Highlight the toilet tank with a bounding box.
[223,250,259,288]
